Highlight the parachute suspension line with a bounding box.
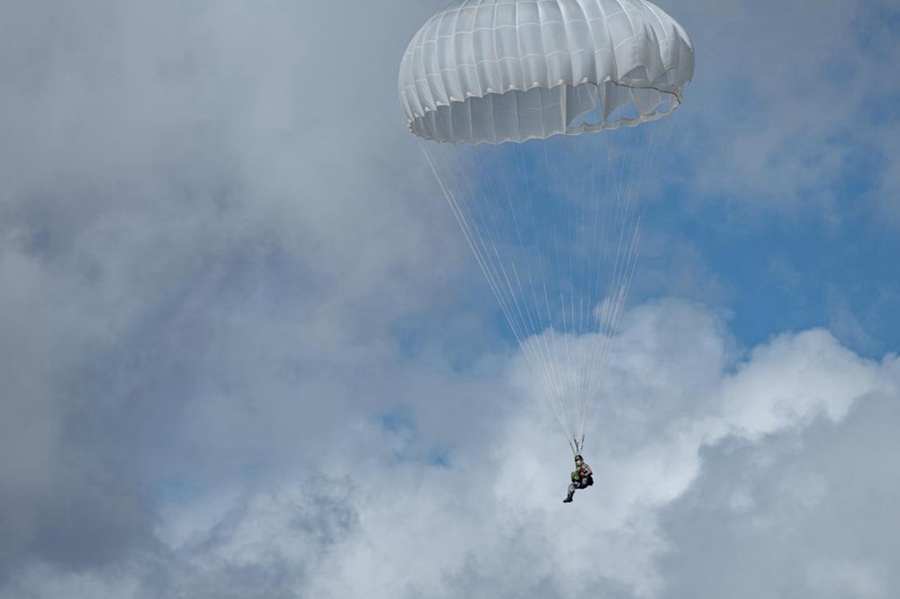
[420,143,541,382]
[581,125,654,439]
[580,130,643,435]
[468,148,536,352]
[421,117,678,452]
[560,138,579,442]
[542,140,576,441]
[576,132,613,446]
[554,120,659,445]
[580,136,606,445]
[579,117,678,439]
[513,141,574,439]
[575,134,624,448]
[573,137,587,443]
[559,137,583,444]
[422,140,573,439]
[568,139,587,443]
[487,157,562,425]
[576,137,592,435]
[568,435,585,457]
[454,150,567,439]
[488,156,563,436]
[514,144,570,434]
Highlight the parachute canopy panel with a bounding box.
[398,0,694,144]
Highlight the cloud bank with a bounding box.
[3,299,898,599]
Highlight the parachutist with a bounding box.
[563,454,593,503]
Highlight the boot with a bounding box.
[563,493,573,503]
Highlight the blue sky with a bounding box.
[642,116,900,357]
[1,0,899,597]
[639,0,900,357]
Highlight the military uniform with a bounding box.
[564,458,593,503]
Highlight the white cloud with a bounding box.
[6,300,897,598]
[0,0,475,571]
[187,303,892,598]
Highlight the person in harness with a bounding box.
[563,454,593,503]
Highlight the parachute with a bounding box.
[399,0,694,455]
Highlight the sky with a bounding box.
[1,0,899,597]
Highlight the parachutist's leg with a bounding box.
[564,482,576,503]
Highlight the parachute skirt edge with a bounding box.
[407,79,682,145]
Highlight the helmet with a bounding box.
[574,455,583,462]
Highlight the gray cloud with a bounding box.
[659,388,900,598]
[0,0,471,576]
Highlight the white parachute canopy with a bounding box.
[399,0,694,454]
